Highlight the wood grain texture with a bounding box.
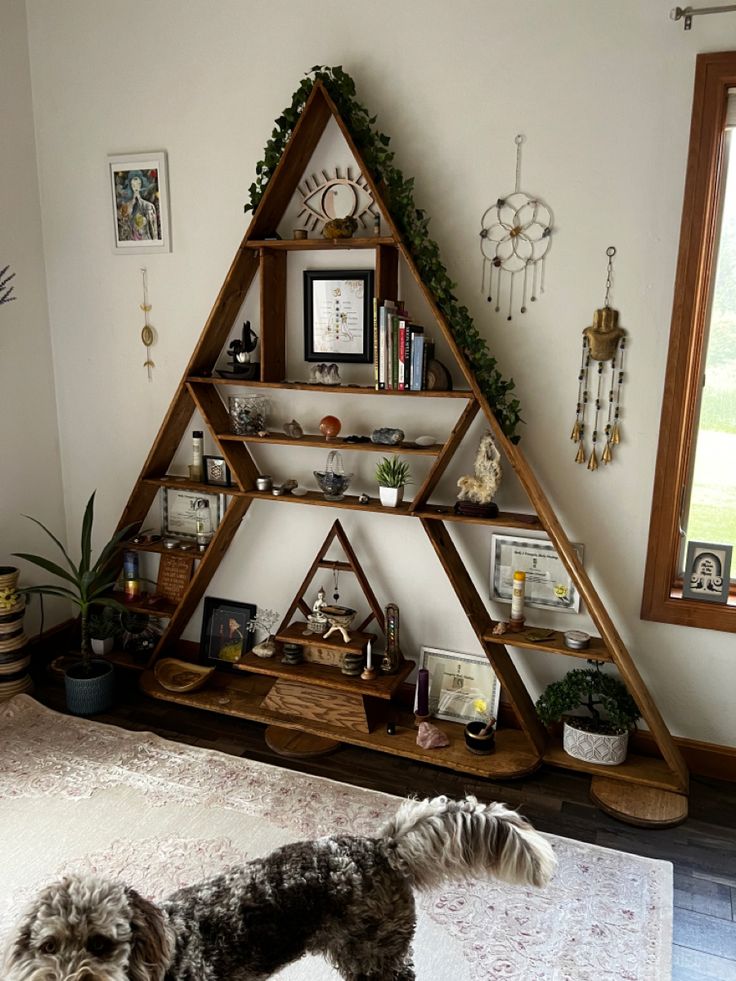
[259,248,286,382]
[410,399,480,512]
[262,678,371,732]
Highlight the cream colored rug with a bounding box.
[0,696,672,980]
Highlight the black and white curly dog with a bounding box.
[4,795,555,981]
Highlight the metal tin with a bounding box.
[256,475,272,491]
[564,630,590,650]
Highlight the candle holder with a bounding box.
[414,712,430,728]
[361,665,377,681]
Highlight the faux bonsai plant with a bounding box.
[14,491,134,714]
[375,456,412,507]
[535,664,640,766]
[88,607,119,656]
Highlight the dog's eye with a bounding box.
[87,934,114,958]
[39,937,58,955]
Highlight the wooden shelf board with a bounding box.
[219,431,443,454]
[244,490,414,515]
[417,505,543,530]
[589,776,688,828]
[188,377,473,399]
[275,621,375,653]
[140,670,542,779]
[122,539,207,559]
[105,650,148,672]
[543,741,684,792]
[106,594,178,619]
[143,475,232,495]
[232,649,414,700]
[483,627,612,661]
[244,237,396,250]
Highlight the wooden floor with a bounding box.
[32,671,736,981]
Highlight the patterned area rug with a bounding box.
[0,696,672,980]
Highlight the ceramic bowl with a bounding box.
[154,658,215,693]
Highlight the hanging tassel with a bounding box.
[587,448,599,471]
[575,442,586,464]
[602,441,613,464]
[570,420,581,442]
[611,422,621,444]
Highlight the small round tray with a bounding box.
[154,658,215,693]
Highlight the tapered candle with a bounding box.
[366,640,372,670]
[416,668,429,716]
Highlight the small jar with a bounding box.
[256,474,272,492]
[509,570,526,632]
[229,395,269,435]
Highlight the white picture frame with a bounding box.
[108,151,170,253]
[415,646,500,725]
[161,488,224,540]
[490,534,584,613]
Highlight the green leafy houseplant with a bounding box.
[375,456,412,488]
[88,608,118,641]
[14,492,133,677]
[535,665,640,736]
[244,66,523,440]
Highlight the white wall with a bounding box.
[21,0,736,745]
[0,0,66,634]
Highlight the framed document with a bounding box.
[161,488,224,540]
[303,269,374,363]
[490,534,584,613]
[415,646,500,725]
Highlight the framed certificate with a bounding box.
[490,534,584,613]
[303,269,374,363]
[161,488,224,540]
[415,646,500,725]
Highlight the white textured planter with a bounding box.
[563,720,629,766]
[91,636,114,656]
[379,485,404,508]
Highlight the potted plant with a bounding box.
[375,456,412,507]
[14,492,134,715]
[88,608,119,656]
[464,698,496,755]
[535,664,640,766]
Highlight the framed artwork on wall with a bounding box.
[414,646,500,725]
[108,151,171,253]
[682,541,733,604]
[490,534,584,613]
[199,597,257,670]
[303,269,374,362]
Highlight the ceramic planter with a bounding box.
[64,659,114,716]
[379,485,404,508]
[563,719,628,766]
[464,720,496,755]
[91,636,114,656]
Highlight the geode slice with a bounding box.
[416,720,450,749]
[371,428,404,445]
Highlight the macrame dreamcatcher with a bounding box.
[479,135,554,321]
[570,247,626,471]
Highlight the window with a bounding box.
[642,52,736,632]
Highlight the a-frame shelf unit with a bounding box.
[116,79,687,827]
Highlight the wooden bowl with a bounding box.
[154,658,214,693]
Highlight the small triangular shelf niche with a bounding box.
[125,76,688,828]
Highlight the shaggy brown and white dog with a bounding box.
[3,795,556,981]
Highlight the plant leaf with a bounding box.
[12,552,80,590]
[18,516,78,577]
[79,492,95,576]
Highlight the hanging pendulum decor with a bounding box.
[139,268,156,380]
[570,247,627,471]
[479,135,554,321]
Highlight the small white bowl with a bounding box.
[415,435,437,447]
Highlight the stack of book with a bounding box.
[373,300,434,391]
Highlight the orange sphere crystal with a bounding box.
[319,415,341,440]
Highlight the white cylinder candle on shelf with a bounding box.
[366,640,372,670]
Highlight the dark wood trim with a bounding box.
[642,51,736,633]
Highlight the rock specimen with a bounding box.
[416,720,450,749]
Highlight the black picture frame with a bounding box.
[681,541,733,604]
[199,597,257,670]
[303,269,374,363]
[203,455,232,487]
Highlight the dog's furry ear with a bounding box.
[126,887,174,981]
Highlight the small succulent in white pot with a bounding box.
[375,456,412,508]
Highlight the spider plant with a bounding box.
[375,456,412,488]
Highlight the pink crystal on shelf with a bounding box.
[416,721,450,749]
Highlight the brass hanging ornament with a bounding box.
[139,267,156,381]
[570,247,626,470]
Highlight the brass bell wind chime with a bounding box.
[570,247,626,470]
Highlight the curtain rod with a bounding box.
[670,4,736,29]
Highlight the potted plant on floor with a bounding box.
[375,456,412,507]
[14,492,134,716]
[535,664,640,766]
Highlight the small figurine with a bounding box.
[304,586,328,635]
[456,432,502,517]
[219,322,259,380]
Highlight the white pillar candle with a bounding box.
[366,640,372,670]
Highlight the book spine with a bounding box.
[422,339,434,389]
[373,297,379,390]
[378,305,386,390]
[390,313,399,390]
[398,318,407,391]
[411,335,425,391]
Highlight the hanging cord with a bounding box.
[514,134,524,193]
[603,246,616,307]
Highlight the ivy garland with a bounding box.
[244,66,522,440]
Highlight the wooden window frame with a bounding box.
[642,52,736,632]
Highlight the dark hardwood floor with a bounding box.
[32,669,736,980]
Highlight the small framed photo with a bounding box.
[303,269,374,363]
[203,455,232,487]
[490,534,584,613]
[682,541,733,604]
[161,488,224,540]
[108,151,170,253]
[415,646,500,725]
[200,597,257,670]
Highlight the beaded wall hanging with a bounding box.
[570,247,627,470]
[479,135,554,321]
[139,268,156,381]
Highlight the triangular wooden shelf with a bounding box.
[121,79,688,827]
